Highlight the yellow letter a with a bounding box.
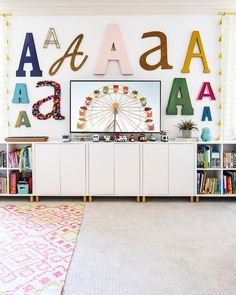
[181,31,210,73]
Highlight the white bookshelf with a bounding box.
[197,142,236,199]
[0,142,33,198]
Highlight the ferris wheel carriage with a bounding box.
[140,97,147,106]
[103,86,109,94]
[132,90,138,99]
[85,96,93,106]
[94,90,100,98]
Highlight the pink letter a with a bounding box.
[94,24,133,75]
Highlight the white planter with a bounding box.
[182,130,192,138]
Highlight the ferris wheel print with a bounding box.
[77,84,155,132]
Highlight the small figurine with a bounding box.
[129,134,135,142]
[201,127,212,142]
[148,133,156,141]
[93,134,100,142]
[103,135,111,142]
[160,130,168,142]
[138,133,148,142]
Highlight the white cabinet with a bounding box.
[142,143,169,195]
[88,143,114,195]
[60,144,86,195]
[35,144,60,195]
[169,143,195,196]
[114,143,140,195]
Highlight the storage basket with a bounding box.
[17,181,29,194]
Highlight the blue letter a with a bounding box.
[16,33,43,77]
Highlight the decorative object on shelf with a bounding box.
[160,130,168,142]
[201,106,212,121]
[62,134,71,142]
[166,78,194,115]
[5,136,48,142]
[15,111,31,128]
[43,27,60,49]
[103,135,111,142]
[73,135,91,141]
[138,133,148,142]
[148,133,156,141]
[32,80,65,120]
[93,134,100,142]
[12,83,29,103]
[129,134,135,142]
[115,134,127,142]
[176,119,198,138]
[201,127,212,142]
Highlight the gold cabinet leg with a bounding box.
[137,196,140,203]
[89,196,93,203]
[142,196,146,203]
[196,196,200,203]
[190,196,194,203]
[83,196,87,203]
[35,196,40,202]
[30,196,34,202]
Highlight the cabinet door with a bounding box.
[142,143,168,195]
[169,143,195,196]
[60,144,86,195]
[114,144,140,195]
[88,143,114,195]
[35,144,60,195]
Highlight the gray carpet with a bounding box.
[63,198,236,295]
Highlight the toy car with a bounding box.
[115,134,127,142]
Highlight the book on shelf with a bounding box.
[223,152,236,168]
[9,172,19,194]
[0,151,7,168]
[197,145,220,168]
[223,171,236,194]
[0,177,7,194]
[197,171,221,194]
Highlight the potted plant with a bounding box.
[176,119,198,138]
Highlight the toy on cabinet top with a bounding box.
[201,127,212,142]
[62,134,71,142]
[138,133,148,142]
[115,134,127,142]
[93,134,100,142]
[129,134,135,142]
[103,135,111,142]
[148,133,156,141]
[160,130,168,142]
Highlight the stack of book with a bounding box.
[223,172,236,194]
[0,177,7,194]
[197,171,221,194]
[197,145,220,168]
[0,151,7,168]
[223,152,236,168]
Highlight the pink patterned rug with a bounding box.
[0,203,84,294]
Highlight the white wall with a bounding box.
[8,15,219,139]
